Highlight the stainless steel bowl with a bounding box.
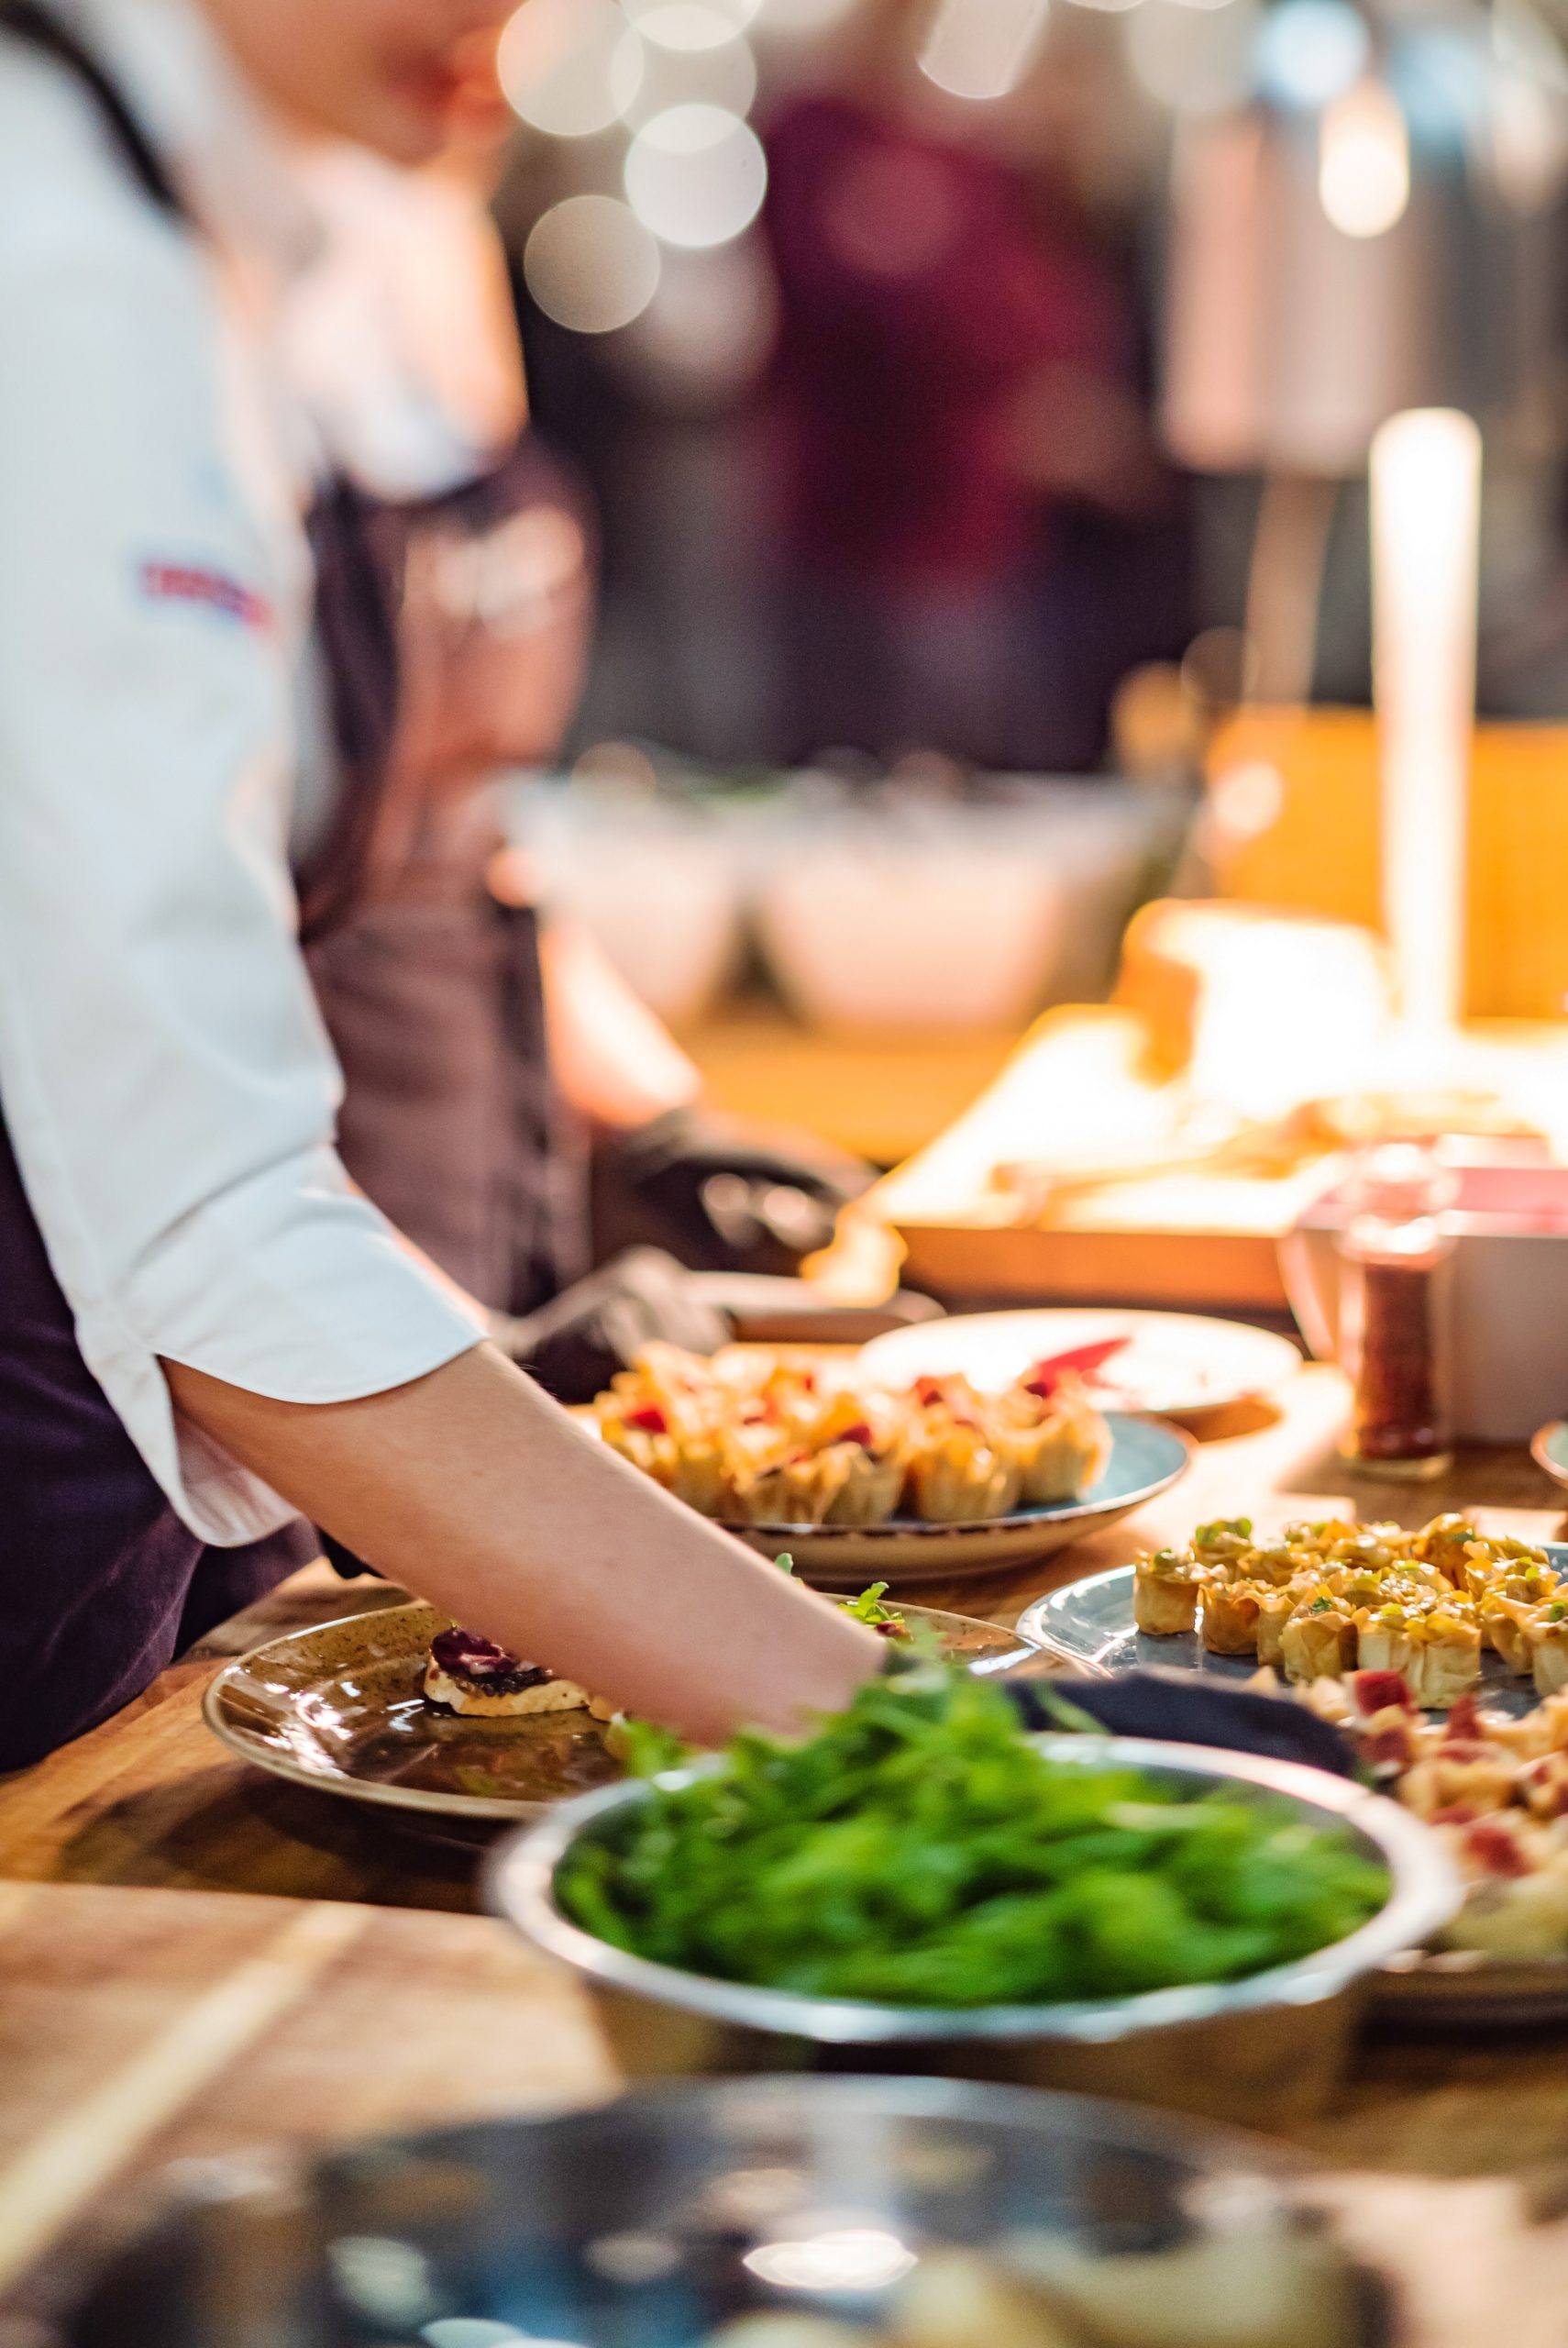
[69,2076,1390,2346]
[487,1736,1458,2129]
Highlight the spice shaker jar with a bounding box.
[1335,1142,1460,1479]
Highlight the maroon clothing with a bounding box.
[761,94,1125,590]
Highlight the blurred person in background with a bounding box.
[281,117,871,1453]
[760,0,1189,772]
[0,0,879,1765]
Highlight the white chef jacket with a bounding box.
[0,0,486,1546]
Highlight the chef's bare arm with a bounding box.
[162,1346,880,1744]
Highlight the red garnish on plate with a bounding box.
[1351,1668,1414,1715]
[1022,1336,1130,1398]
[836,1423,874,1447]
[624,1404,668,1434]
[1444,1692,1483,1743]
[430,1627,528,1678]
[1361,1719,1415,1770]
[1463,1818,1531,1877]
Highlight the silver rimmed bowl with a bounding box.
[67,2076,1391,2345]
[487,1736,1457,2130]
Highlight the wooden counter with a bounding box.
[2,1367,1558,1911]
[5,1366,1568,2339]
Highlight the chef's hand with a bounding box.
[488,1246,731,1404]
[603,1106,875,1278]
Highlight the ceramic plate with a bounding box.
[204,1597,1035,1829]
[1018,1551,1568,2021]
[1017,1559,1565,1722]
[1530,1419,1568,1494]
[859,1309,1300,1428]
[726,1412,1192,1586]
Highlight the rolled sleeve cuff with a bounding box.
[77,1146,487,1546]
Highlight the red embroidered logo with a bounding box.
[138,561,272,630]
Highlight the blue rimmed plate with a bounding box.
[1016,1550,1568,1721]
[728,1412,1192,1586]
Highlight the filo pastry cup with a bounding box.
[598,1411,731,1516]
[907,1419,1021,1523]
[1530,1604,1568,1699]
[1394,1607,1483,1708]
[1280,1596,1356,1684]
[992,1377,1112,1505]
[1198,1577,1263,1656]
[1132,1549,1203,1635]
[729,1444,854,1528]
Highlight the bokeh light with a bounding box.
[525,195,662,333]
[624,104,768,246]
[751,0,858,28]
[1319,79,1410,236]
[1127,0,1259,114]
[637,1,745,48]
[1389,29,1487,150]
[625,0,761,26]
[1490,67,1568,212]
[1254,0,1369,110]
[498,0,644,138]
[919,0,1051,100]
[618,237,778,393]
[626,28,758,125]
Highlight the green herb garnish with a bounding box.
[837,1580,906,1631]
[557,1671,1386,2006]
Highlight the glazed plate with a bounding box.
[1530,1418,1568,1495]
[204,1597,1034,1831]
[1018,1552,1568,2022]
[859,1309,1301,1428]
[727,1412,1192,1586]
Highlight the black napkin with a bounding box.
[993,1658,1356,1778]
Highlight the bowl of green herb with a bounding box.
[487,1668,1455,2126]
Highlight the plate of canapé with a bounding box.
[580,1341,1191,1582]
[1019,1510,1568,2018]
[204,1585,1040,1835]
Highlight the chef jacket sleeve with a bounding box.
[0,205,486,1546]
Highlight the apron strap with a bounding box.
[0,0,188,219]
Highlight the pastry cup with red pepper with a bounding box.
[600,1406,731,1517]
[992,1374,1111,1506]
[906,1421,1021,1524]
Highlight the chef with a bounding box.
[0,0,878,1767]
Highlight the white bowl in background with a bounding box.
[755,810,1068,1034]
[512,783,745,1027]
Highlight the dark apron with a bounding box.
[0,4,581,1768]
